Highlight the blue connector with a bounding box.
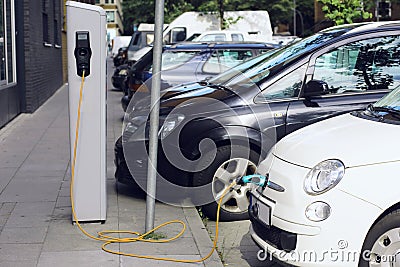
[237,174,268,187]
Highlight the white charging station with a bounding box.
[66,1,107,222]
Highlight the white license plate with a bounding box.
[251,194,271,226]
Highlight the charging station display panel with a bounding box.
[74,31,92,77]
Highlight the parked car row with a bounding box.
[121,41,279,111]
[114,21,400,266]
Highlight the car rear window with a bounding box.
[203,49,255,74]
[161,50,198,70]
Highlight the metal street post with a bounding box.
[293,0,296,36]
[145,0,165,232]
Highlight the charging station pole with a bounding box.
[66,1,107,222]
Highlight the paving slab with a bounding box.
[0,226,48,244]
[1,260,39,267]
[0,244,42,261]
[37,251,119,267]
[0,176,61,202]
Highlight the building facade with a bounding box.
[95,0,124,43]
[0,0,64,128]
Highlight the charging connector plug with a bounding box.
[236,174,268,187]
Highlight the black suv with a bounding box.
[115,21,400,221]
[120,42,279,111]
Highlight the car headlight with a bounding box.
[304,159,344,195]
[124,121,139,134]
[159,115,185,139]
[119,69,128,75]
[122,116,148,142]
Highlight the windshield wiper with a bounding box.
[198,81,232,92]
[373,106,400,119]
[364,104,384,120]
[198,80,209,86]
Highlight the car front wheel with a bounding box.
[359,209,400,267]
[193,145,259,221]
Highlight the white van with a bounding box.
[163,11,273,44]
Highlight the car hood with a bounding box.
[273,113,400,168]
[132,82,243,116]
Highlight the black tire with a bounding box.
[359,209,400,266]
[193,145,260,222]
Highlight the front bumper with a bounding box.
[111,74,127,90]
[114,136,191,188]
[249,155,382,267]
[121,95,130,112]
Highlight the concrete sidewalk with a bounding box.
[0,82,223,266]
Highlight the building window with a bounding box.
[106,11,115,23]
[0,0,15,85]
[42,0,49,44]
[53,0,60,46]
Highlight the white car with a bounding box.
[249,86,400,266]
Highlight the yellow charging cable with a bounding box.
[70,70,235,263]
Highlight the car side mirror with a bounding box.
[303,80,329,98]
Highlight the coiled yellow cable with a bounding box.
[70,70,235,263]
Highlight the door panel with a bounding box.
[286,33,400,135]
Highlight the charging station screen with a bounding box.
[78,34,88,40]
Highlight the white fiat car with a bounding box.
[249,86,400,267]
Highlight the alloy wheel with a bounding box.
[211,157,257,214]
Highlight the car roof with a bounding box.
[321,20,400,35]
[167,42,279,50]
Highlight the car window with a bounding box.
[313,35,400,94]
[145,33,154,45]
[203,49,255,74]
[258,64,306,100]
[199,34,226,42]
[220,28,351,90]
[231,34,244,41]
[161,50,198,71]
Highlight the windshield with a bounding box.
[208,27,352,91]
[208,51,274,84]
[360,85,400,123]
[374,85,400,109]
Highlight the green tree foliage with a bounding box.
[122,0,194,34]
[318,0,372,25]
[122,0,315,36]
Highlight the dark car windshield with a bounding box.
[208,27,354,91]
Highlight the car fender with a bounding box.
[180,125,275,163]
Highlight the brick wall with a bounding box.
[22,0,63,113]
